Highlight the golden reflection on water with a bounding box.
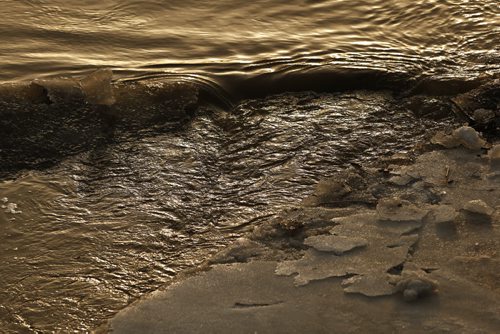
[0,0,498,332]
[0,0,498,82]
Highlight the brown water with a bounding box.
[1,90,455,332]
[0,1,498,333]
[1,0,499,91]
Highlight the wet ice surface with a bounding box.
[274,142,499,300]
[275,210,422,289]
[0,91,454,332]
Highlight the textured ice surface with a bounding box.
[304,235,367,254]
[427,205,458,224]
[342,273,397,297]
[376,197,429,222]
[276,211,419,290]
[431,126,487,150]
[4,202,21,214]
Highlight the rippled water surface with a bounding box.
[1,91,455,332]
[0,0,498,333]
[1,0,498,88]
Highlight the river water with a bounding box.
[0,1,498,332]
[1,0,499,89]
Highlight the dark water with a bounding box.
[0,1,498,332]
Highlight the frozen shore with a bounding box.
[97,124,499,333]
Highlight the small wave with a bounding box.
[0,66,496,179]
[0,65,494,112]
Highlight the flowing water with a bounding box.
[1,0,499,91]
[0,1,499,333]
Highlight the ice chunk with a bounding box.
[31,69,115,105]
[453,126,487,150]
[31,77,83,104]
[393,267,438,302]
[1,197,7,203]
[376,197,429,223]
[4,203,21,214]
[427,205,458,224]
[304,235,367,255]
[431,126,487,150]
[463,200,494,216]
[342,273,397,297]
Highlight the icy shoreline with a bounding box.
[98,126,499,333]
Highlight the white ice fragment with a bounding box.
[463,200,494,216]
[1,197,8,203]
[388,175,415,186]
[4,203,22,214]
[453,126,487,150]
[431,126,486,150]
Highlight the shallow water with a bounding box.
[0,1,497,332]
[0,91,455,332]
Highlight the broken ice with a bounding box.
[4,203,22,214]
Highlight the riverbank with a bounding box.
[96,124,499,333]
